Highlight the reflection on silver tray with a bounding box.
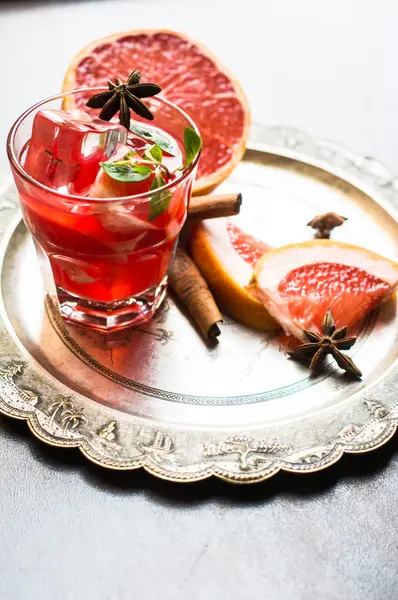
[0,123,398,484]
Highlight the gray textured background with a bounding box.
[1,1,398,599]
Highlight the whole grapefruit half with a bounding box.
[62,30,251,195]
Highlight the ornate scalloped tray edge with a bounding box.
[0,358,397,483]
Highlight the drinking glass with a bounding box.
[7,89,200,331]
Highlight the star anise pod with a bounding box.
[86,69,161,130]
[288,308,362,377]
[307,212,347,239]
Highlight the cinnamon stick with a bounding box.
[168,248,222,340]
[187,193,242,220]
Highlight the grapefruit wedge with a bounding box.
[250,240,398,340]
[62,30,250,195]
[189,219,277,330]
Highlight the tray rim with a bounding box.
[0,122,398,484]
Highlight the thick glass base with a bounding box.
[56,276,168,332]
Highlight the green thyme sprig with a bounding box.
[100,145,169,184]
[100,126,202,220]
[148,169,172,221]
[183,127,202,167]
[131,123,180,157]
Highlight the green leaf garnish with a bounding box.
[100,161,152,183]
[183,127,202,167]
[131,123,179,157]
[148,172,172,221]
[143,144,163,164]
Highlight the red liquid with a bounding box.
[20,186,187,303]
[18,115,188,305]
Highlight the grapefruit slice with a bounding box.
[189,219,276,330]
[62,30,250,195]
[250,240,398,340]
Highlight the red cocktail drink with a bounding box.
[7,89,200,330]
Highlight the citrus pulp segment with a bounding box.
[250,240,398,340]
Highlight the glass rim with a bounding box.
[6,87,201,204]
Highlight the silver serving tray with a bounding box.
[0,124,397,484]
